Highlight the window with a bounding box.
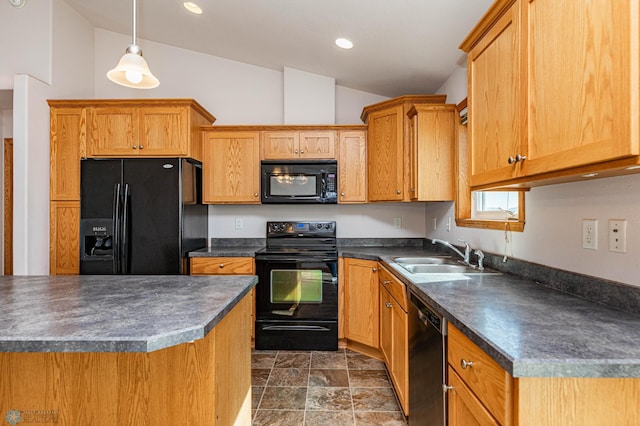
[472,191,519,220]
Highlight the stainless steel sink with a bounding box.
[391,256,501,276]
[402,264,475,274]
[392,257,451,265]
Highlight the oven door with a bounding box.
[255,255,338,350]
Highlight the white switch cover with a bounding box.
[393,217,402,229]
[235,218,243,229]
[582,219,598,250]
[608,219,627,253]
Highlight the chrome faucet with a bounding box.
[432,238,484,270]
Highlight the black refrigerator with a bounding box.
[79,158,208,275]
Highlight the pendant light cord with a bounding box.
[132,0,137,46]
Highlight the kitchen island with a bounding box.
[0,275,257,425]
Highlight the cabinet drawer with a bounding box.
[378,265,408,312]
[190,257,255,275]
[448,324,512,425]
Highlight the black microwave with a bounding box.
[261,160,338,204]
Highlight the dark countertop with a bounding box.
[187,242,640,378]
[0,275,257,353]
[188,246,265,257]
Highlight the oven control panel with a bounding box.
[267,221,336,237]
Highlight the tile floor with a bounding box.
[251,348,407,425]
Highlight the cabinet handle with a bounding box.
[254,193,259,197]
[139,145,143,149]
[461,359,474,369]
[508,154,526,164]
[385,302,393,308]
[382,280,391,285]
[295,149,299,154]
[219,264,225,268]
[396,190,401,194]
[300,150,305,154]
[340,192,345,196]
[132,145,138,149]
[372,267,377,272]
[443,385,454,392]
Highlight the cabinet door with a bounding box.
[367,106,404,201]
[50,108,84,200]
[467,2,523,187]
[448,367,500,426]
[88,107,139,156]
[523,0,638,175]
[138,106,188,156]
[343,258,379,348]
[203,132,261,204]
[391,299,409,414]
[338,131,367,203]
[50,201,80,275]
[379,285,393,366]
[299,131,336,159]
[262,131,300,159]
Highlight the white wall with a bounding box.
[0,1,51,89]
[284,67,335,124]
[335,86,389,124]
[430,66,640,287]
[209,203,427,239]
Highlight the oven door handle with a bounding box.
[256,256,337,262]
[262,325,332,332]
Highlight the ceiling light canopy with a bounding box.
[183,2,203,14]
[107,0,159,89]
[335,38,354,49]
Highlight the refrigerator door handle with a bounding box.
[122,183,130,274]
[113,183,121,274]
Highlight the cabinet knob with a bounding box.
[382,280,391,285]
[300,150,304,154]
[139,145,143,149]
[219,264,225,268]
[443,385,454,392]
[132,145,138,149]
[461,359,474,369]
[340,192,345,196]
[295,149,299,154]
[396,190,401,194]
[254,193,259,197]
[372,267,377,272]
[508,154,526,164]
[410,188,415,192]
[385,302,393,308]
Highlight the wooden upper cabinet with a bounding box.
[50,107,85,201]
[523,0,638,175]
[202,131,261,204]
[408,104,456,201]
[361,95,448,202]
[463,1,523,188]
[461,0,640,189]
[338,130,367,203]
[86,99,215,160]
[138,106,188,156]
[88,107,139,157]
[262,130,336,159]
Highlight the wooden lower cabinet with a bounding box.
[49,201,80,275]
[342,258,379,351]
[190,257,256,343]
[447,323,640,426]
[378,266,409,415]
[0,293,252,425]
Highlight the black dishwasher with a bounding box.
[408,292,447,426]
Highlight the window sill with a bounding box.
[455,218,525,232]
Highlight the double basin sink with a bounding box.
[392,256,501,276]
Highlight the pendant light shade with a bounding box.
[107,0,159,89]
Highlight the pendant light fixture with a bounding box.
[107,0,159,89]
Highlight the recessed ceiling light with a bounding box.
[335,38,354,49]
[183,2,202,14]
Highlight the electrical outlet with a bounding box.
[235,218,243,229]
[446,217,452,232]
[582,219,598,250]
[608,219,627,253]
[432,217,437,230]
[393,217,402,229]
